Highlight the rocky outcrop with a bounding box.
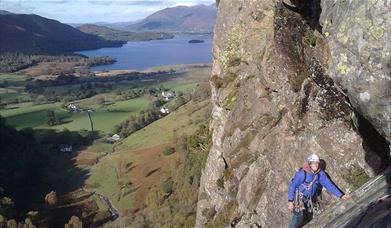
[196,0,390,227]
[320,0,391,145]
[305,166,391,227]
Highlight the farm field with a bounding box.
[0,73,30,100]
[1,97,151,134]
[1,64,211,135]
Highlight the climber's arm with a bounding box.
[319,171,343,198]
[288,170,303,202]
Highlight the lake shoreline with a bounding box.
[77,34,213,71]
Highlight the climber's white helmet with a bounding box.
[307,154,320,163]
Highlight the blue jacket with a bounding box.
[288,168,343,201]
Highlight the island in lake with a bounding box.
[188,39,205,44]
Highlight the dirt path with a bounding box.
[81,188,120,221]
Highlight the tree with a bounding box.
[163,147,175,156]
[47,110,56,126]
[175,96,186,108]
[175,133,188,153]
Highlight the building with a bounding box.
[160,107,170,114]
[67,103,84,112]
[111,134,120,141]
[161,91,175,100]
[59,144,73,153]
[67,103,77,110]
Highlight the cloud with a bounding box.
[87,0,211,6]
[1,0,215,23]
[87,0,163,6]
[124,6,159,14]
[0,1,36,14]
[40,0,69,3]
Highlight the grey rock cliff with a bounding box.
[320,0,391,145]
[196,0,390,227]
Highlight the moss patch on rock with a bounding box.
[222,89,238,109]
[290,70,309,92]
[205,201,238,228]
[342,165,370,190]
[303,26,317,46]
[210,72,237,89]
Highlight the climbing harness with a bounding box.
[293,169,319,214]
[293,188,302,213]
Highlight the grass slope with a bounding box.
[119,99,211,150]
[81,99,211,216]
[1,97,150,134]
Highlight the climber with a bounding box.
[287,154,350,228]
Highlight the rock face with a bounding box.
[320,0,391,144]
[196,0,390,227]
[305,166,391,228]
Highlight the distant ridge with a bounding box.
[0,13,125,54]
[0,10,13,15]
[124,4,216,33]
[77,24,174,41]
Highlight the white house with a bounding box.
[59,144,73,153]
[161,91,175,101]
[111,134,120,141]
[67,103,84,112]
[160,107,169,114]
[67,103,77,110]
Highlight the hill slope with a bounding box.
[0,14,125,54]
[125,4,216,33]
[77,24,174,41]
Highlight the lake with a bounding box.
[78,34,213,71]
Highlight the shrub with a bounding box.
[342,165,370,190]
[205,202,238,228]
[161,179,174,194]
[163,147,175,156]
[210,73,237,89]
[216,177,225,189]
[210,75,224,89]
[227,57,242,67]
[290,70,308,92]
[304,26,317,46]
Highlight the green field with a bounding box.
[119,99,211,151]
[0,73,29,85]
[0,73,30,100]
[1,97,151,134]
[1,65,211,135]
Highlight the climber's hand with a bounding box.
[288,202,294,211]
[341,194,350,200]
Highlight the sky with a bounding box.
[0,0,215,23]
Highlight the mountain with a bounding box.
[0,13,126,54]
[0,10,13,15]
[68,21,137,30]
[77,24,174,41]
[125,4,217,33]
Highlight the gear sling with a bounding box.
[293,168,319,214]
